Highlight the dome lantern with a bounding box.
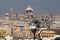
[25,5,33,13]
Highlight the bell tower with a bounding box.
[9,8,14,20]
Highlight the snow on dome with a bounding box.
[29,25,36,29]
[51,35,60,40]
[5,13,9,16]
[42,37,49,40]
[42,30,56,33]
[54,35,60,37]
[25,5,33,11]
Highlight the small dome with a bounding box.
[5,13,9,16]
[25,5,33,11]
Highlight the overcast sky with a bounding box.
[0,0,60,16]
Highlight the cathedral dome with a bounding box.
[25,5,33,12]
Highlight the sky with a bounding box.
[0,0,60,16]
